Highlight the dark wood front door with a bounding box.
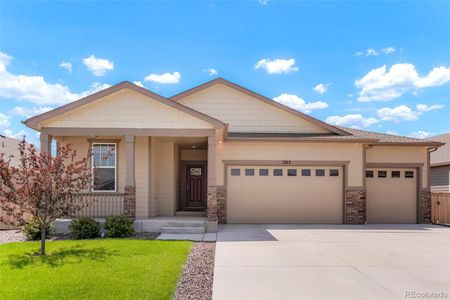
[186,165,206,209]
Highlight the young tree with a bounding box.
[0,139,93,255]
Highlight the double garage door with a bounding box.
[227,166,344,223]
[226,165,418,224]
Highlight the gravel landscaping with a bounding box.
[174,242,216,300]
[0,230,26,244]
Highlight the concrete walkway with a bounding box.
[213,224,450,300]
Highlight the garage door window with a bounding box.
[302,169,311,176]
[231,169,240,176]
[288,169,297,176]
[405,171,414,178]
[316,169,325,176]
[273,169,283,176]
[378,171,387,178]
[391,171,401,178]
[329,169,339,176]
[366,170,374,178]
[245,169,255,176]
[259,169,269,176]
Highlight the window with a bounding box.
[315,169,325,176]
[245,169,255,176]
[190,168,202,176]
[231,168,240,176]
[287,169,297,176]
[391,171,401,178]
[329,169,339,177]
[259,169,269,176]
[378,171,387,178]
[273,169,283,176]
[365,170,374,178]
[92,143,116,191]
[302,169,311,176]
[405,171,414,178]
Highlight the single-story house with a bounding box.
[430,133,450,192]
[24,78,443,232]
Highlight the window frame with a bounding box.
[91,142,117,192]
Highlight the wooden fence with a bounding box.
[432,193,450,225]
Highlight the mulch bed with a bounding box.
[174,242,216,300]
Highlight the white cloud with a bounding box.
[355,47,395,57]
[355,63,450,102]
[408,131,434,139]
[82,55,114,76]
[0,113,11,129]
[59,61,72,73]
[133,81,144,87]
[273,93,328,113]
[3,129,27,140]
[0,53,111,105]
[326,114,378,128]
[313,83,331,94]
[144,72,181,84]
[255,58,298,74]
[258,0,269,5]
[377,104,444,122]
[202,68,218,76]
[382,47,396,54]
[12,106,53,118]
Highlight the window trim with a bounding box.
[92,142,117,192]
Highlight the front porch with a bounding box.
[42,131,222,233]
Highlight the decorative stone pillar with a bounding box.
[124,135,136,219]
[419,189,431,223]
[345,189,366,224]
[206,135,218,232]
[217,186,227,224]
[124,186,136,218]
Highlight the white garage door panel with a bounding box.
[366,168,417,223]
[227,166,343,223]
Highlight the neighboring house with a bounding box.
[0,135,29,229]
[430,133,450,192]
[23,78,443,231]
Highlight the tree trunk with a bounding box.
[40,223,46,256]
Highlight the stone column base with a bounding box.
[345,189,366,224]
[419,189,431,224]
[217,186,226,224]
[207,186,218,222]
[124,185,136,219]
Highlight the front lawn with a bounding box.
[0,239,192,300]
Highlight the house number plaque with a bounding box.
[281,160,292,165]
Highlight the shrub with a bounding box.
[22,219,53,241]
[104,215,134,238]
[69,217,100,239]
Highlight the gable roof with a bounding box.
[341,127,444,146]
[24,81,227,130]
[428,133,450,166]
[171,78,350,136]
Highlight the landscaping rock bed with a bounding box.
[0,230,26,244]
[174,242,216,300]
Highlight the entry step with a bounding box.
[161,226,206,234]
[175,211,206,217]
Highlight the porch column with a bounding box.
[207,135,218,232]
[40,133,52,155]
[124,135,136,218]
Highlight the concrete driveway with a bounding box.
[213,224,450,300]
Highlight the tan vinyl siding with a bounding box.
[149,137,159,217]
[366,146,428,188]
[155,142,176,215]
[178,84,331,134]
[217,142,364,187]
[42,89,213,129]
[181,149,207,161]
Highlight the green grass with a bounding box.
[0,239,192,300]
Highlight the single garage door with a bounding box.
[227,166,344,223]
[366,168,417,223]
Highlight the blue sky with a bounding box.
[1,1,450,145]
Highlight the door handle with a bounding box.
[186,184,190,192]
